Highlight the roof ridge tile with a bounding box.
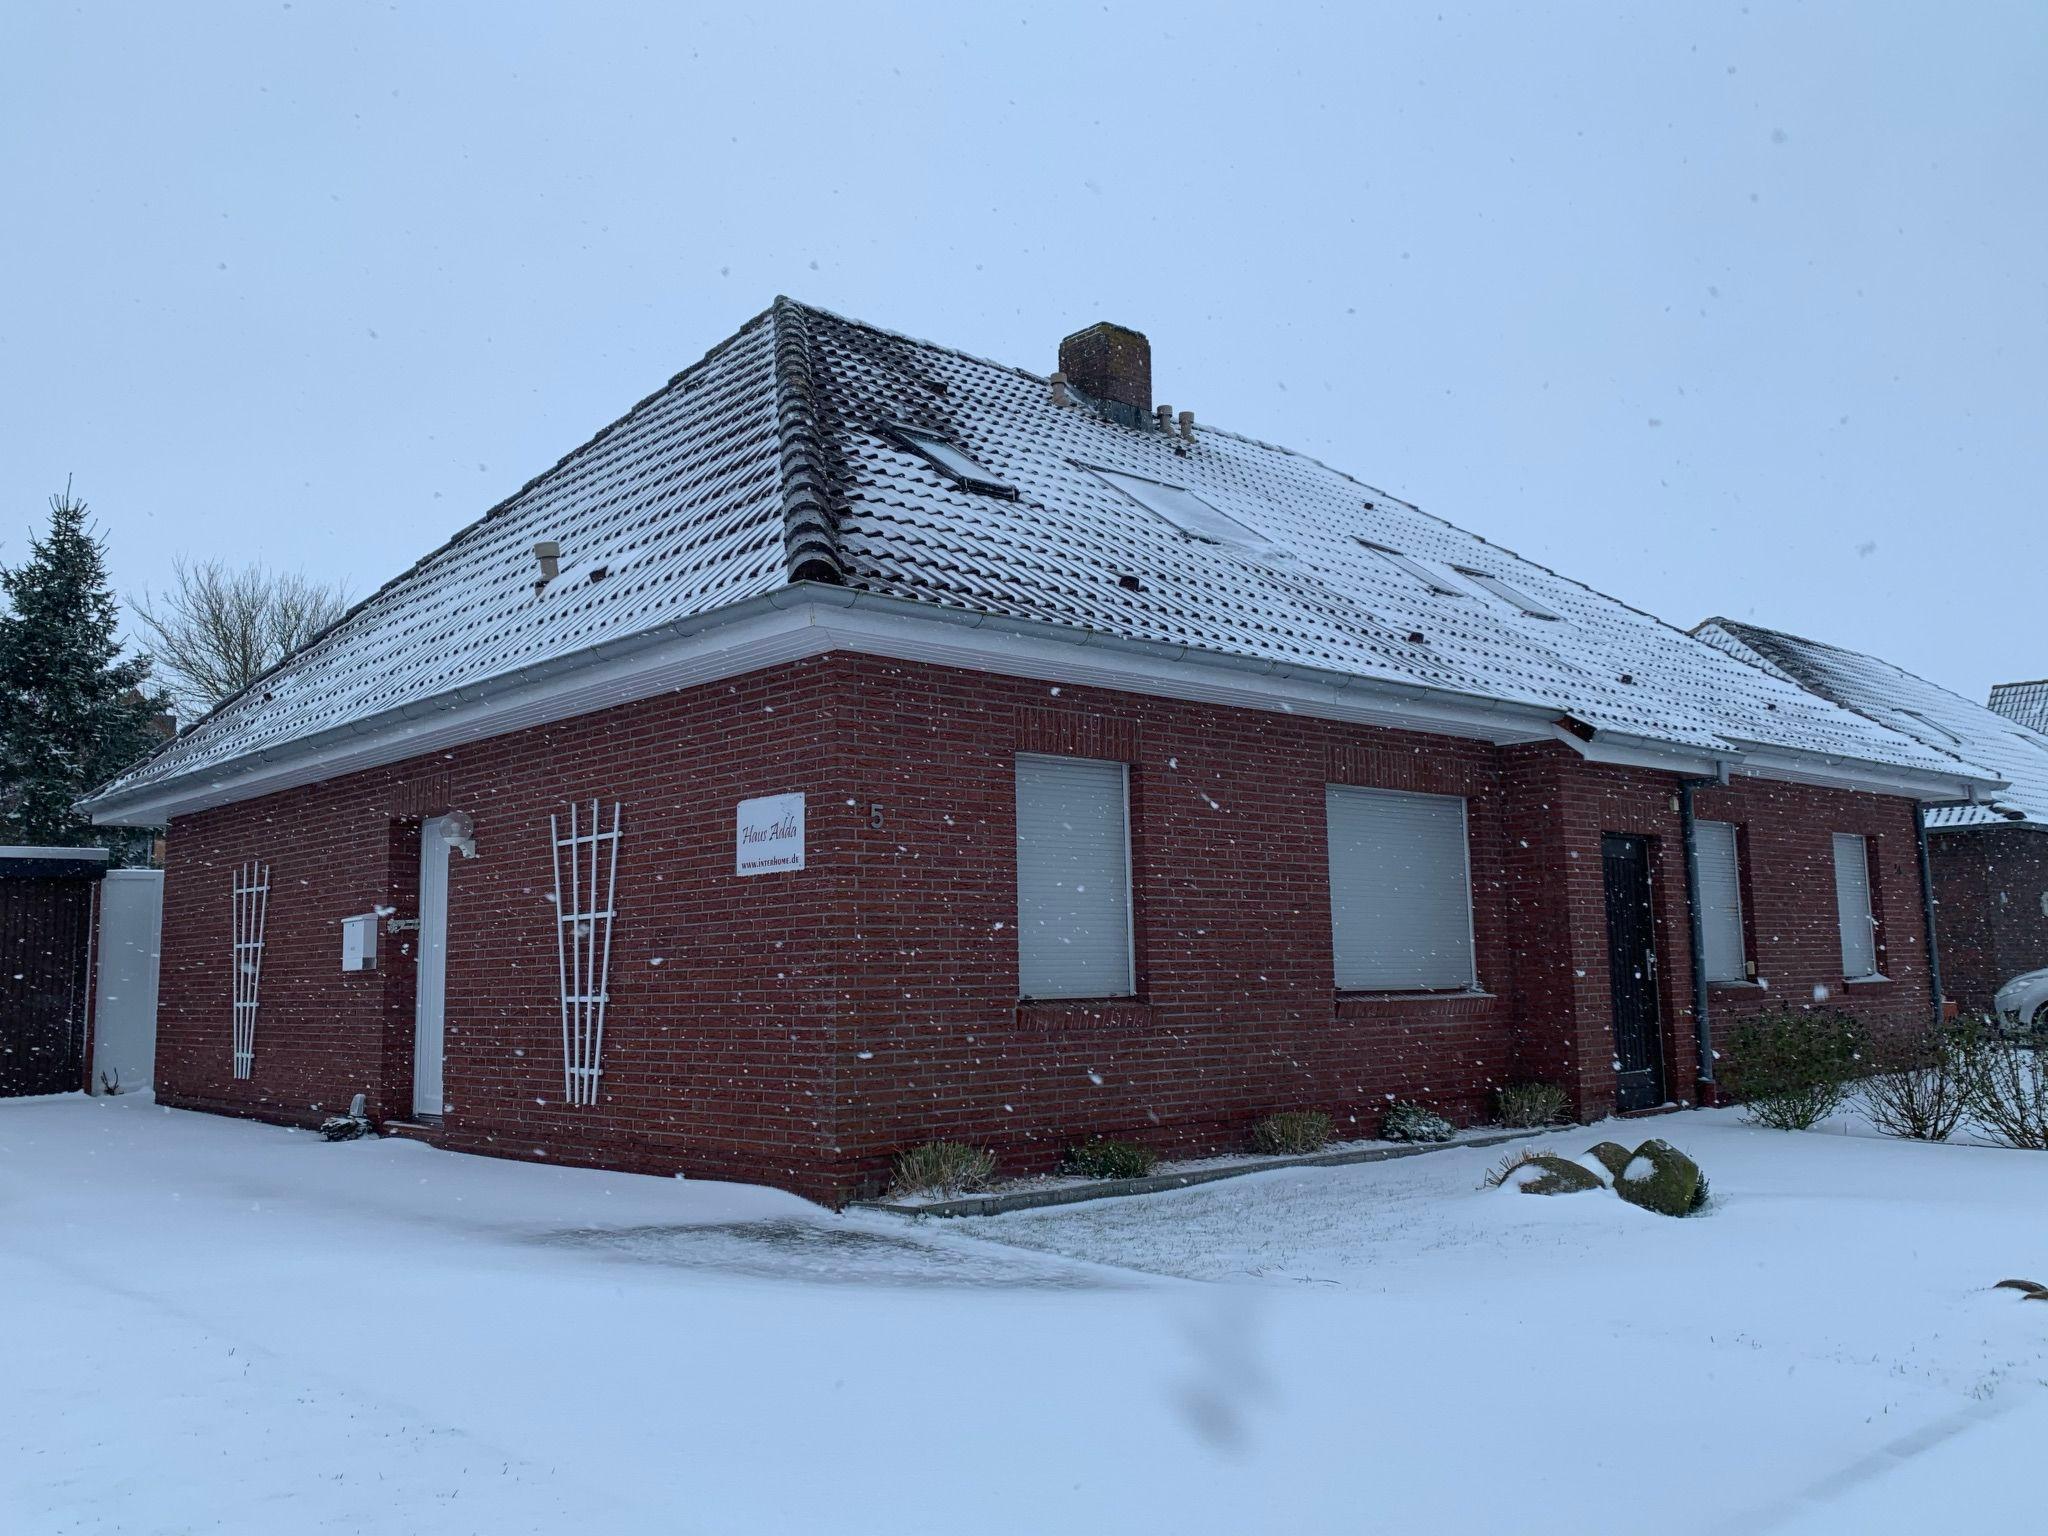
[772,297,844,585]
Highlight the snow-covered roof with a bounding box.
[1989,679,2048,736]
[1694,619,2048,831]
[85,299,2002,821]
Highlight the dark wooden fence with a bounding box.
[1,852,104,1098]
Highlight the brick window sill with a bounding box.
[1335,989,1495,1003]
[1333,989,1498,1022]
[1708,979,1766,991]
[1015,998,1153,1028]
[1843,974,1892,987]
[1018,995,1144,1009]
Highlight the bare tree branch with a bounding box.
[130,559,349,721]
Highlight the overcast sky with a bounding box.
[4,2,2042,702]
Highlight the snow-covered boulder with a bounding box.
[1583,1141,1633,1182]
[1496,1152,1605,1195]
[1614,1139,1706,1217]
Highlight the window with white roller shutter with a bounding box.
[1695,820,1748,983]
[1015,755,1134,1000]
[1832,832,1880,979]
[1325,784,1477,991]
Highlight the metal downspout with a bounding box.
[1678,776,1718,1099]
[1913,802,1945,1026]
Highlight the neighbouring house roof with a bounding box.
[0,845,111,878]
[1694,619,2048,830]
[1989,679,2048,736]
[82,299,2003,824]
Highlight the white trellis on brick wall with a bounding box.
[230,860,271,1079]
[551,800,622,1107]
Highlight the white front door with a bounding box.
[413,816,454,1118]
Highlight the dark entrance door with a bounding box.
[1602,833,1665,1112]
[0,872,95,1097]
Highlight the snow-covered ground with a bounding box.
[5,1095,2046,1534]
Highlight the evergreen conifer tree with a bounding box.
[0,488,168,857]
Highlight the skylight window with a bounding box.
[1357,540,1462,596]
[1884,707,1963,747]
[1905,711,1962,746]
[1453,567,1560,619]
[894,426,1015,497]
[1088,468,1271,550]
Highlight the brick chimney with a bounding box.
[1058,322,1151,424]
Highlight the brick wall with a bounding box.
[1693,775,1936,1048]
[154,650,1937,1204]
[818,658,1936,1191]
[1509,752,1704,1116]
[1929,828,2048,1011]
[827,660,1519,1191]
[158,655,860,1200]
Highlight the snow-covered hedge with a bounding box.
[1724,1008,1864,1130]
[1380,1102,1455,1143]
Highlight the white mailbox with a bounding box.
[340,912,380,972]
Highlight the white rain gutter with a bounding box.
[79,581,2003,826]
[79,584,1567,826]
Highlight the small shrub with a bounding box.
[1496,1081,1571,1128]
[1381,1101,1455,1143]
[1962,1033,2048,1151]
[889,1141,997,1197]
[1484,1149,1603,1195]
[1859,1019,1978,1142]
[1249,1111,1332,1156]
[1723,1007,1864,1130]
[1064,1137,1158,1180]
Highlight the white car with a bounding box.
[1994,968,2048,1032]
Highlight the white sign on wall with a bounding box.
[736,792,806,876]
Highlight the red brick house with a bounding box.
[1696,621,2048,1016]
[82,300,2003,1203]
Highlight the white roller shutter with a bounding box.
[1326,785,1476,991]
[1016,755,1133,1000]
[1832,832,1878,978]
[1695,820,1747,983]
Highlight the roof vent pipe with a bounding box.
[1050,371,1071,407]
[1177,409,1195,442]
[1155,403,1173,433]
[533,540,561,584]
